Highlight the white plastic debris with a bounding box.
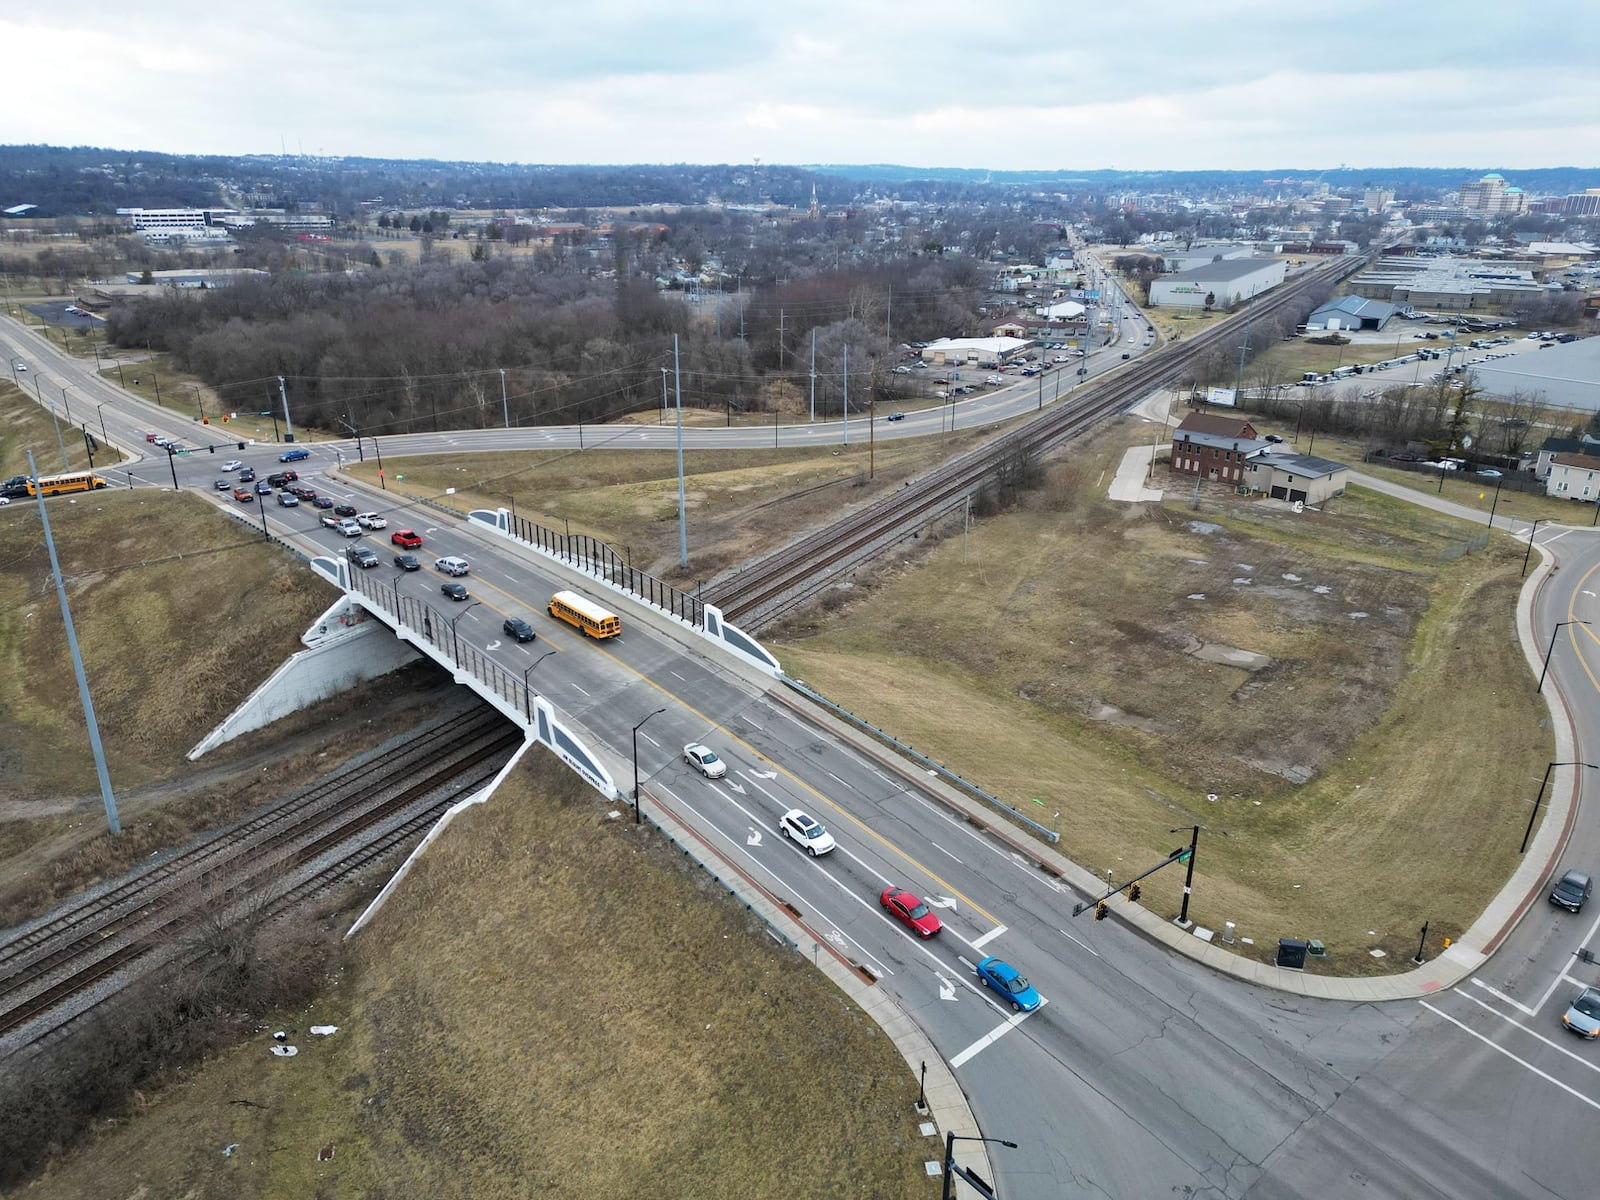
[272,1030,287,1042]
[223,1143,240,1157]
[271,1045,298,1057]
[310,1025,339,1037]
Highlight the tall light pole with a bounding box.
[522,650,555,721]
[448,601,481,664]
[1538,620,1590,693]
[1170,825,1200,926]
[941,1131,1018,1200]
[631,707,668,825]
[1522,517,1546,578]
[499,368,510,429]
[96,400,111,447]
[1522,761,1600,854]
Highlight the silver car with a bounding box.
[1561,987,1600,1039]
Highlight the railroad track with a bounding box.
[0,707,522,1052]
[707,254,1366,630]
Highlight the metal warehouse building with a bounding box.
[1148,257,1287,309]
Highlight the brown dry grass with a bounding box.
[21,753,937,1200]
[355,432,992,584]
[773,415,1545,973]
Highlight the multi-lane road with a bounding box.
[6,310,1600,1197]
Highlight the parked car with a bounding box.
[683,743,727,779]
[1264,434,1284,444]
[357,512,387,529]
[346,545,379,568]
[1476,468,1502,479]
[279,447,310,462]
[879,887,942,937]
[502,616,536,643]
[393,553,421,571]
[778,809,835,856]
[1561,986,1600,1038]
[975,956,1042,1012]
[435,555,470,576]
[1551,869,1593,913]
[392,529,422,548]
[440,581,470,601]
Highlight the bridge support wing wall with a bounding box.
[188,587,420,760]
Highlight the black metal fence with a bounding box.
[503,509,705,627]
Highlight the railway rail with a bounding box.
[0,707,522,1053]
[707,254,1366,630]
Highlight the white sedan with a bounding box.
[779,809,836,856]
[222,459,243,472]
[683,743,727,779]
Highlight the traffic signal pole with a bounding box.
[1072,841,1193,919]
[1174,824,1199,926]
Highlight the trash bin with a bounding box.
[1276,938,1308,970]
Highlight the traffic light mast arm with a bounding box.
[1071,846,1189,918]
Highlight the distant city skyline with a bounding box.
[4,1,1597,173]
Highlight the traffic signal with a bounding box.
[1094,902,1108,921]
[1129,884,1141,903]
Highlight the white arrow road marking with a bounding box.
[925,895,958,911]
[748,769,778,780]
[725,780,746,795]
[746,829,762,847]
[937,973,958,1001]
[485,640,503,651]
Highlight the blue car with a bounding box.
[279,447,310,462]
[975,956,1041,1013]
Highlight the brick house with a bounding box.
[1169,413,1267,485]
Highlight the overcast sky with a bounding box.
[6,1,1597,172]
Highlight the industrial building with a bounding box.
[1471,339,1600,411]
[1148,257,1287,310]
[1159,244,1254,273]
[1346,256,1556,310]
[1306,296,1397,332]
[918,336,1032,367]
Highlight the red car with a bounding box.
[880,887,942,937]
[391,529,422,549]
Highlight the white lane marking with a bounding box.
[949,1002,1045,1069]
[928,841,964,864]
[1451,989,1600,1077]
[937,973,958,1001]
[970,924,1008,952]
[640,731,663,749]
[1469,979,1537,1016]
[668,670,687,681]
[1419,1001,1600,1111]
[1536,902,1600,1013]
[1057,927,1101,957]
[569,684,590,697]
[826,771,850,788]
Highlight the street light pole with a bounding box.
[522,650,555,720]
[941,1131,1018,1200]
[96,401,111,447]
[1538,620,1590,694]
[1522,761,1600,854]
[448,601,481,664]
[1170,825,1200,925]
[1522,517,1547,578]
[631,707,668,825]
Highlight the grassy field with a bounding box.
[22,753,938,1200]
[350,430,994,584]
[0,453,404,922]
[769,414,1546,973]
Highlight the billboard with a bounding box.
[1206,387,1237,407]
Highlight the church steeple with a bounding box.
[808,184,819,220]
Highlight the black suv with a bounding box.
[503,617,536,643]
[1551,869,1593,913]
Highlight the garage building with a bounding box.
[1149,257,1287,309]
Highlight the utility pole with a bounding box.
[809,328,817,423]
[842,343,849,447]
[278,374,294,441]
[28,451,120,835]
[674,334,687,569]
[499,368,510,429]
[777,308,785,372]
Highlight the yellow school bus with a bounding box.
[27,471,110,497]
[547,590,621,639]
